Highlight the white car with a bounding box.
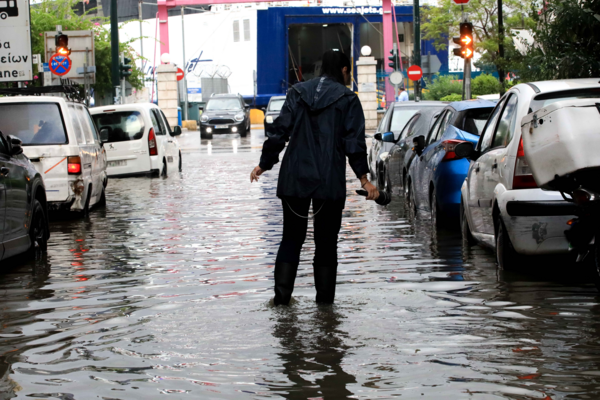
[0,96,108,214]
[90,104,182,177]
[459,78,600,267]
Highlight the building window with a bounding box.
[243,19,250,41]
[233,20,240,42]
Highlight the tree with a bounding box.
[517,0,600,81]
[421,0,534,93]
[30,0,143,98]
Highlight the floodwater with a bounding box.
[1,129,600,399]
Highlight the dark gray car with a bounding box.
[199,94,250,139]
[264,95,286,137]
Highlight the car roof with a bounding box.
[211,93,241,98]
[90,103,158,113]
[0,96,71,105]
[517,78,600,94]
[448,98,497,112]
[392,101,447,109]
[269,96,286,101]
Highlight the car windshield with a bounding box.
[390,107,419,132]
[461,108,493,136]
[0,103,68,145]
[529,88,600,113]
[268,99,285,112]
[206,98,242,111]
[92,111,145,142]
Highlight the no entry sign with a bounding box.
[407,65,423,81]
[176,68,185,81]
[452,0,471,4]
[49,54,72,76]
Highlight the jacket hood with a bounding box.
[293,76,351,111]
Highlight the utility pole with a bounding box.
[139,1,143,68]
[181,6,188,121]
[110,0,119,101]
[121,53,126,104]
[498,0,506,95]
[413,0,421,99]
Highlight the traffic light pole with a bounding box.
[181,6,188,121]
[110,0,120,100]
[413,0,421,99]
[121,53,126,104]
[463,58,471,100]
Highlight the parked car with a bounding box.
[264,95,286,137]
[381,103,446,195]
[91,104,182,177]
[0,96,107,214]
[0,131,49,261]
[406,99,495,225]
[199,93,250,139]
[457,78,600,268]
[368,102,445,187]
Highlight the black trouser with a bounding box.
[274,196,344,305]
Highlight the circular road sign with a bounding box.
[452,0,471,4]
[176,68,185,81]
[389,71,403,85]
[49,54,72,76]
[407,65,423,81]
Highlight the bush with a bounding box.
[423,75,462,100]
[471,74,500,96]
[440,93,463,102]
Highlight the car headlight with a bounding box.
[200,114,209,122]
[379,152,389,161]
[265,116,273,124]
[235,112,245,122]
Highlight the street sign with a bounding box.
[49,54,72,76]
[421,55,442,74]
[42,63,50,72]
[176,68,185,81]
[77,66,97,74]
[389,71,404,85]
[452,0,471,4]
[0,0,33,82]
[44,30,95,84]
[407,65,423,81]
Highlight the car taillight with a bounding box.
[512,137,537,189]
[441,139,467,161]
[67,156,81,174]
[148,128,158,156]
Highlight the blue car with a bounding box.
[406,99,496,226]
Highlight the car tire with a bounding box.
[29,199,48,256]
[430,189,441,227]
[98,185,107,207]
[593,237,600,291]
[81,185,92,216]
[161,159,167,177]
[384,170,392,196]
[495,215,523,270]
[406,178,416,212]
[461,200,476,246]
[178,151,182,172]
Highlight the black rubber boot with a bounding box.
[274,262,299,306]
[314,263,338,304]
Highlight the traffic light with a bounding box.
[55,33,71,56]
[120,56,132,79]
[452,22,474,59]
[388,48,400,71]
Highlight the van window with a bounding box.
[92,111,146,142]
[0,103,68,145]
[151,109,166,135]
[68,104,87,144]
[159,110,173,135]
[82,108,100,142]
[76,105,95,144]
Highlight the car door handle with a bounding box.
[492,160,498,169]
[0,167,8,176]
[475,162,480,173]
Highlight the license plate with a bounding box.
[215,125,228,129]
[108,160,127,167]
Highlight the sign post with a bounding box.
[407,65,423,102]
[0,0,33,82]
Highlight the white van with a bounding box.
[90,104,182,177]
[0,96,107,213]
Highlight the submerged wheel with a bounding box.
[161,159,167,177]
[495,214,522,270]
[430,189,440,227]
[29,199,48,255]
[461,200,476,246]
[178,152,182,172]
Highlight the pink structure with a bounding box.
[157,0,395,102]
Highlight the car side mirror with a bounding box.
[373,133,383,141]
[100,128,110,143]
[412,135,425,156]
[454,141,477,160]
[172,126,182,136]
[382,131,395,143]
[8,135,23,156]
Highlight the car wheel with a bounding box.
[461,200,476,246]
[495,214,522,270]
[98,185,107,207]
[406,178,416,212]
[593,237,600,291]
[385,171,392,196]
[81,185,92,216]
[161,159,167,177]
[430,189,440,227]
[377,164,385,191]
[178,151,182,172]
[29,199,48,256]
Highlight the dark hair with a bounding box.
[321,50,351,85]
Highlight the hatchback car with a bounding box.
[91,104,182,177]
[0,97,107,214]
[264,95,286,137]
[200,94,250,139]
[0,131,49,261]
[406,100,495,225]
[458,79,600,268]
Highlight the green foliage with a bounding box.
[471,74,500,95]
[30,0,143,96]
[440,93,463,102]
[423,75,462,100]
[517,0,600,81]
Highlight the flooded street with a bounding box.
[1,129,600,399]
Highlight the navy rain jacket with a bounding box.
[259,76,369,205]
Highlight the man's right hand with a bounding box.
[362,181,379,201]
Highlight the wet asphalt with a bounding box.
[0,128,599,399]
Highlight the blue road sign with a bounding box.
[49,54,71,76]
[42,63,49,72]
